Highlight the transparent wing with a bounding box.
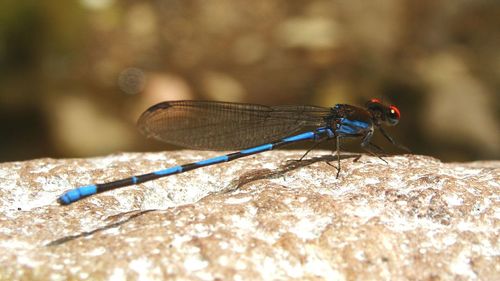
[137,100,331,150]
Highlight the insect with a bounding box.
[58,98,407,205]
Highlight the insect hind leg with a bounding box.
[323,135,342,178]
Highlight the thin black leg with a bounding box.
[298,138,326,161]
[362,143,388,164]
[367,142,386,155]
[379,126,411,152]
[335,136,341,178]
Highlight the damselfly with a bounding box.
[58,99,407,205]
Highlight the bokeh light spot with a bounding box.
[80,0,114,10]
[118,67,147,95]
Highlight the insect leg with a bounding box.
[378,126,411,152]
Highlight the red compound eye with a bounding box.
[370,98,382,104]
[389,105,401,120]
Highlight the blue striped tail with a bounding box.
[58,129,325,205]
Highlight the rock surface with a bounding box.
[0,151,498,280]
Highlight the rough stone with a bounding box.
[0,151,498,280]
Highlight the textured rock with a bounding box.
[0,151,498,280]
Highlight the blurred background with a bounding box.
[0,0,499,163]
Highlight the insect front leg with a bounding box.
[378,126,411,152]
